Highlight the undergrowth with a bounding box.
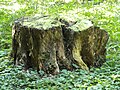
[0,0,120,90]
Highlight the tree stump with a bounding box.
[12,15,109,75]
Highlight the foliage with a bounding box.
[0,57,120,90]
[0,0,120,90]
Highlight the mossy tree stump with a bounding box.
[12,15,109,75]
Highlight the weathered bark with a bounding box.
[12,16,109,75]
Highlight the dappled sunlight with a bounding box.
[0,0,26,13]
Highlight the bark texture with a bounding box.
[12,16,109,74]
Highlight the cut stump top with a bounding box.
[16,14,93,31]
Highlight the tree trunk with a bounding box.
[12,15,109,75]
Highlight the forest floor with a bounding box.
[0,0,120,90]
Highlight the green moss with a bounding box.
[22,13,93,31]
[69,19,93,31]
[23,15,61,30]
[72,34,89,71]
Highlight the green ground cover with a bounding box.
[0,0,120,90]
